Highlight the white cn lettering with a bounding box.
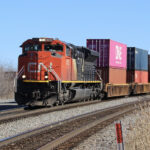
[115,45,122,60]
[28,62,53,73]
[28,62,61,81]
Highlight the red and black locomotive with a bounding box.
[15,38,103,106]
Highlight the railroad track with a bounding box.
[0,107,25,116]
[0,100,103,124]
[0,95,148,124]
[0,99,148,150]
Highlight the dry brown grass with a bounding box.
[125,102,150,150]
[0,65,16,99]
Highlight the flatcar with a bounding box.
[15,38,103,106]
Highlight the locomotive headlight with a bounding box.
[39,38,46,42]
[44,72,48,80]
[22,75,26,79]
[45,75,48,80]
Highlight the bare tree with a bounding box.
[0,65,16,99]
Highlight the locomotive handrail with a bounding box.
[96,70,103,91]
[17,66,24,79]
[49,68,61,81]
[14,66,24,93]
[14,74,17,93]
[48,67,62,94]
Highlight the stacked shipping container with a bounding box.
[127,47,148,83]
[87,39,127,84]
[127,70,148,83]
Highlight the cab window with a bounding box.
[24,44,41,52]
[44,44,63,52]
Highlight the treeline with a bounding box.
[0,65,16,99]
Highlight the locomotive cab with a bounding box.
[15,38,102,106]
[19,38,67,81]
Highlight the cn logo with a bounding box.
[115,45,122,60]
[28,62,53,73]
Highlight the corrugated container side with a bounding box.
[109,67,126,84]
[127,70,148,83]
[142,71,148,83]
[127,47,148,71]
[99,40,109,67]
[148,55,150,70]
[126,70,134,83]
[87,39,127,69]
[135,70,148,83]
[127,47,135,70]
[87,39,109,67]
[97,67,126,84]
[140,49,148,70]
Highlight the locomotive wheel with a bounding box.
[59,101,64,105]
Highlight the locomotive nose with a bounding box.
[18,52,38,80]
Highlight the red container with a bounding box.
[87,39,127,69]
[97,67,126,84]
[127,70,148,83]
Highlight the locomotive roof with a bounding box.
[66,43,99,57]
[20,38,56,47]
[20,38,99,57]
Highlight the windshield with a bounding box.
[24,44,41,52]
[44,44,63,52]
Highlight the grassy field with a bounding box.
[125,102,150,150]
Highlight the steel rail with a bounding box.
[0,107,24,115]
[0,95,148,124]
[0,95,149,124]
[0,100,145,149]
[39,107,133,150]
[0,99,105,124]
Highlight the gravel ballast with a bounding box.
[0,95,149,140]
[73,113,138,150]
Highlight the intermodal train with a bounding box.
[15,38,150,106]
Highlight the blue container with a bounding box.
[127,47,148,71]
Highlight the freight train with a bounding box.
[15,37,150,106]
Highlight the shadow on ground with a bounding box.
[0,102,19,111]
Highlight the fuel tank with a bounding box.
[71,88,92,101]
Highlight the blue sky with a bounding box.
[0,0,150,68]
